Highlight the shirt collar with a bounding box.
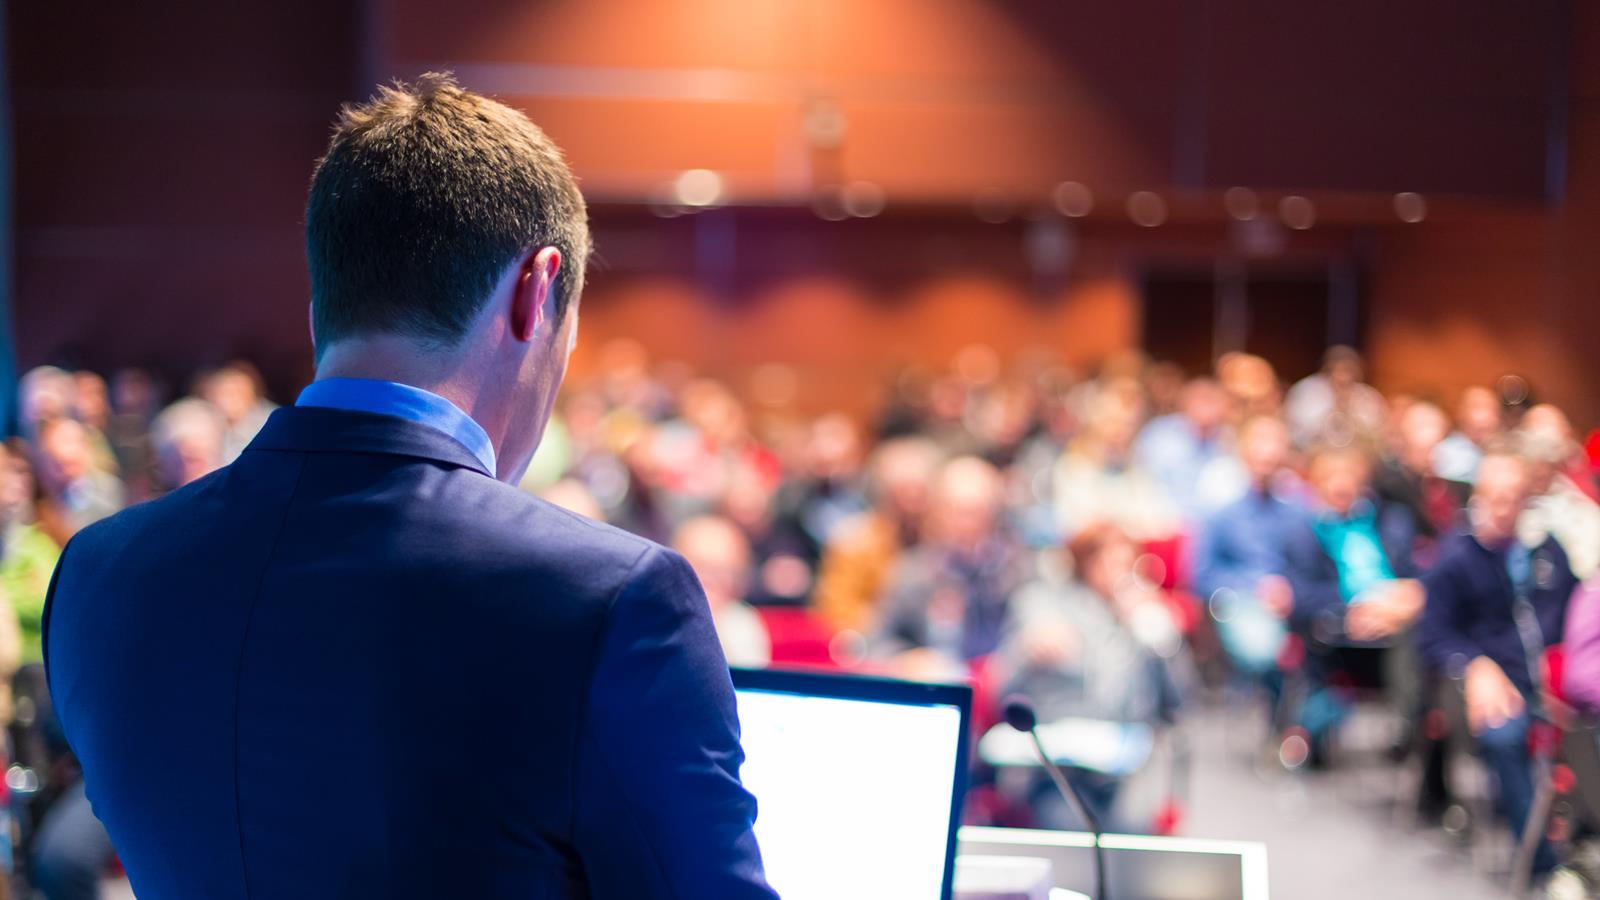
[295,378,497,477]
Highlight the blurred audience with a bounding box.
[998,520,1181,725]
[198,361,277,464]
[1434,385,1503,484]
[994,520,1182,830]
[106,369,163,501]
[1286,445,1422,645]
[673,515,772,667]
[150,399,227,492]
[1420,450,1574,878]
[18,367,74,440]
[1283,444,1423,756]
[875,456,1028,679]
[33,417,123,545]
[1372,400,1464,569]
[1284,346,1386,450]
[0,442,59,666]
[1194,416,1299,686]
[814,437,942,633]
[1564,578,1600,717]
[1054,380,1177,540]
[6,342,1600,890]
[1515,403,1600,580]
[1133,377,1240,522]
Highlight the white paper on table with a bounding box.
[977,717,1154,776]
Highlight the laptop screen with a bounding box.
[731,668,972,900]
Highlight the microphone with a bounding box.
[1002,695,1107,900]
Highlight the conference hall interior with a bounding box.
[6,2,1600,898]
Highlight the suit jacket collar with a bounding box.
[244,406,496,479]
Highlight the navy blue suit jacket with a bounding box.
[1419,532,1574,695]
[44,406,777,899]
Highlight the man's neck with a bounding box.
[315,336,507,463]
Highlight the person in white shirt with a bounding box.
[673,515,773,667]
[1515,404,1600,579]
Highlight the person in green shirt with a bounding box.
[0,440,60,665]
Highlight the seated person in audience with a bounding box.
[672,516,772,668]
[1054,382,1178,541]
[1566,578,1600,717]
[1515,404,1600,580]
[197,360,278,464]
[18,366,73,441]
[149,398,228,493]
[1434,385,1502,485]
[1133,377,1241,522]
[1419,450,1574,879]
[1216,352,1282,421]
[1283,346,1387,451]
[875,456,1029,680]
[1283,444,1423,757]
[32,416,124,545]
[721,460,817,608]
[1287,444,1423,643]
[0,441,60,666]
[70,371,120,476]
[1373,400,1466,570]
[106,368,165,503]
[993,521,1182,830]
[1375,400,1476,816]
[1194,415,1300,692]
[540,478,606,520]
[777,413,869,552]
[813,437,942,633]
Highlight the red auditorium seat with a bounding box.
[1140,533,1201,635]
[756,607,843,669]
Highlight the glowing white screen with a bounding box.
[735,688,963,900]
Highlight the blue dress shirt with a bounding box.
[1194,487,1303,672]
[296,378,497,476]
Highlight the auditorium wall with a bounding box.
[1365,0,1600,426]
[9,0,1599,425]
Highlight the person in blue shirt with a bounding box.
[1283,443,1422,763]
[1133,377,1240,523]
[1194,416,1301,701]
[1419,450,1574,879]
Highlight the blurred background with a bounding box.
[6,2,1600,899]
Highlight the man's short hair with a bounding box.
[306,73,590,356]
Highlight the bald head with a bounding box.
[1398,401,1449,472]
[1238,415,1290,485]
[1471,452,1530,548]
[931,456,1004,548]
[672,516,752,611]
[869,437,943,521]
[1457,386,1501,445]
[1180,378,1230,434]
[1521,403,1573,447]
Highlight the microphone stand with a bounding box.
[1006,697,1108,900]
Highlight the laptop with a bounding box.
[731,667,972,900]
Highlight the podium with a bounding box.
[957,826,1269,900]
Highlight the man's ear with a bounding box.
[511,246,563,343]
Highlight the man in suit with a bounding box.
[43,73,777,899]
[1419,449,1574,879]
